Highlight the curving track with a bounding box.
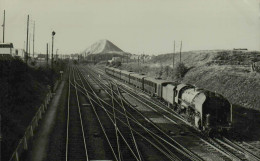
[84,64,260,161]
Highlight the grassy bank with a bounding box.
[0,58,67,160]
[117,50,260,110]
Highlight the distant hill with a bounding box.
[149,50,260,67]
[82,39,127,56]
[119,49,260,110]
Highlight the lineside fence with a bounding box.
[9,80,60,161]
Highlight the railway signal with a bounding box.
[51,31,56,70]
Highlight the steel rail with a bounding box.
[81,66,202,161]
[66,66,89,161]
[209,138,242,161]
[71,77,179,161]
[72,78,183,160]
[76,67,182,161]
[72,67,89,160]
[113,83,143,161]
[91,66,245,161]
[75,67,143,161]
[110,83,122,161]
[77,66,197,161]
[65,67,71,161]
[74,67,128,161]
[222,137,260,161]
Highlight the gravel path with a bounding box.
[25,80,66,161]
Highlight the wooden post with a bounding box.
[33,21,35,58]
[47,43,49,66]
[15,151,19,161]
[26,15,29,65]
[23,137,28,150]
[35,117,38,127]
[180,41,182,63]
[173,40,175,68]
[39,110,42,119]
[2,10,5,43]
[30,125,34,137]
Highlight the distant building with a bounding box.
[0,43,15,58]
[14,49,25,59]
[37,54,47,61]
[108,57,121,63]
[233,48,248,51]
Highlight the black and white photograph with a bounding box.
[1,0,260,160]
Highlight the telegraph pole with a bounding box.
[173,40,175,68]
[180,40,182,63]
[33,21,35,58]
[56,49,58,61]
[46,43,48,66]
[29,34,31,58]
[143,52,144,64]
[2,10,5,43]
[26,15,29,64]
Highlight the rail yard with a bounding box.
[2,1,260,160]
[21,62,259,161]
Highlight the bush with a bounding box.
[111,61,122,67]
[0,58,68,160]
[175,62,189,78]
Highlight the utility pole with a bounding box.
[46,43,48,66]
[56,49,58,61]
[138,55,140,73]
[173,40,175,68]
[2,10,5,43]
[180,40,182,63]
[29,34,31,58]
[26,15,29,64]
[33,21,35,58]
[143,52,144,64]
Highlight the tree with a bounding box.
[175,62,188,78]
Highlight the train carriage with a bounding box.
[105,66,232,134]
[121,70,133,83]
[144,77,171,97]
[129,73,146,90]
[105,67,114,76]
[113,68,121,80]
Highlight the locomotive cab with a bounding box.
[202,91,232,134]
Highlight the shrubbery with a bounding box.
[0,58,67,160]
[109,61,121,67]
[175,62,189,78]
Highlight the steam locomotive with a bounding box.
[105,67,232,135]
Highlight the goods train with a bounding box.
[105,67,232,135]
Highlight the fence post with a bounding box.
[39,110,42,119]
[41,105,45,114]
[35,116,38,127]
[30,125,34,137]
[45,100,48,110]
[23,137,28,150]
[15,151,19,161]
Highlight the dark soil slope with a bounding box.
[0,58,66,160]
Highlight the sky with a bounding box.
[0,0,259,55]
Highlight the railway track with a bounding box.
[78,66,208,160]
[85,64,260,161]
[76,66,196,160]
[66,67,88,161]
